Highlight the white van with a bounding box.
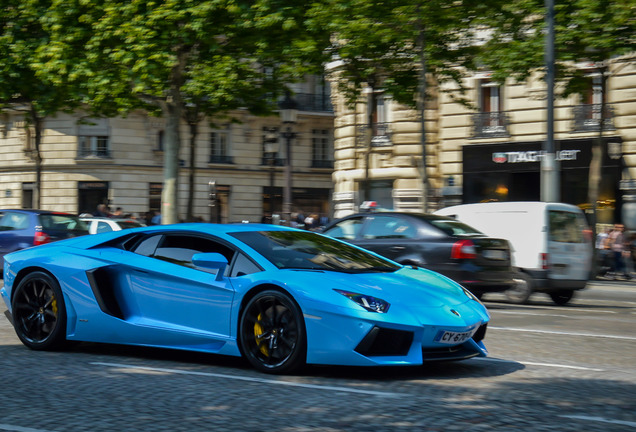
[435,202,593,305]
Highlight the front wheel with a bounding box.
[549,289,575,306]
[239,290,306,374]
[11,271,67,350]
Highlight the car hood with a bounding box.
[290,266,472,309]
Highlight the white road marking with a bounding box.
[0,425,52,432]
[471,357,605,371]
[91,362,404,398]
[489,326,636,341]
[559,415,636,428]
[491,309,636,324]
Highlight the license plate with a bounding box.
[483,249,506,260]
[435,329,476,345]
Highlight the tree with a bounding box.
[307,0,494,209]
[0,0,83,208]
[41,0,325,223]
[479,0,636,256]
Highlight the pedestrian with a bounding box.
[596,227,611,277]
[608,223,628,279]
[112,207,124,218]
[95,203,110,217]
[150,210,162,225]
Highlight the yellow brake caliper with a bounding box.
[254,313,269,356]
[51,293,58,316]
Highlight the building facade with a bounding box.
[0,81,335,223]
[329,57,636,227]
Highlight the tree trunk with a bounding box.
[30,107,43,209]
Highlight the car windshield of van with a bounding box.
[415,215,484,237]
[230,230,400,273]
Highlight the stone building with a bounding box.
[329,56,636,227]
[0,80,335,224]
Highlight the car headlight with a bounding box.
[462,286,481,303]
[334,289,390,313]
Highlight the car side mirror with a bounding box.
[192,252,228,281]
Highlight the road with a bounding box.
[0,280,634,432]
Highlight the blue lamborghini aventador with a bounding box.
[1,223,489,374]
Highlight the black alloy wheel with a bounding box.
[549,289,575,306]
[505,272,533,304]
[239,290,306,374]
[11,271,67,350]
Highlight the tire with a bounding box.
[505,272,534,304]
[11,271,67,350]
[550,289,575,306]
[239,290,306,374]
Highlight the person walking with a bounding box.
[608,224,629,280]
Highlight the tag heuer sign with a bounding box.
[493,153,507,163]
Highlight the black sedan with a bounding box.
[321,212,514,298]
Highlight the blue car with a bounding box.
[1,223,489,374]
[0,209,89,273]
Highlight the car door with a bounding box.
[116,233,237,337]
[547,210,592,281]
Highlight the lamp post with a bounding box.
[279,93,298,226]
[263,130,278,223]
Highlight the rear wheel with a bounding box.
[239,290,306,374]
[505,272,533,304]
[11,271,67,350]
[549,289,575,306]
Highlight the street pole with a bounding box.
[541,0,560,202]
[282,127,295,225]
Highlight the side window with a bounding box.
[230,253,263,277]
[133,234,163,257]
[363,215,415,239]
[323,217,364,240]
[153,234,236,273]
[96,221,113,234]
[0,212,28,230]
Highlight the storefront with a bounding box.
[462,137,624,224]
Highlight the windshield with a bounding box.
[230,230,400,273]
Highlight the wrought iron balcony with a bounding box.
[209,155,234,164]
[572,104,615,132]
[472,112,510,138]
[261,156,285,166]
[311,160,334,169]
[356,123,392,147]
[293,93,333,112]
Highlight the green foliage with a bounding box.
[480,0,636,97]
[308,0,490,108]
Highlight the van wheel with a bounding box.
[549,290,575,306]
[506,272,533,304]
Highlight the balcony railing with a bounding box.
[572,104,615,132]
[209,155,234,164]
[261,157,285,166]
[294,93,333,112]
[356,123,392,147]
[311,160,334,169]
[472,112,510,138]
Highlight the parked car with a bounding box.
[81,217,145,234]
[321,212,514,298]
[0,209,89,272]
[435,201,593,305]
[1,223,490,374]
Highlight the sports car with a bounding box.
[1,223,489,374]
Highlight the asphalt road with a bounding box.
[0,280,634,432]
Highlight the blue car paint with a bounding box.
[1,223,489,367]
